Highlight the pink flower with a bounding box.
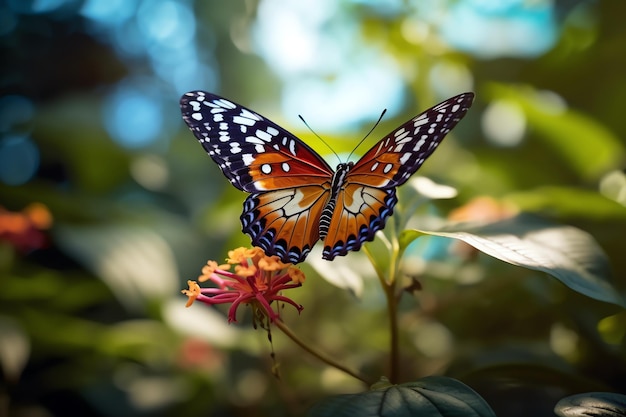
[182,247,305,323]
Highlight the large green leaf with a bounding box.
[555,392,626,417]
[403,214,624,307]
[308,376,495,417]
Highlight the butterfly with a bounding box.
[180,91,474,264]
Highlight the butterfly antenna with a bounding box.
[347,108,387,161]
[298,115,341,162]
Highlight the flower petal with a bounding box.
[182,280,201,307]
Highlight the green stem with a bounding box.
[384,280,399,383]
[387,234,401,383]
[274,318,374,385]
[363,232,401,383]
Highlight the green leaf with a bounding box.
[412,214,625,307]
[307,376,495,417]
[54,223,179,311]
[486,84,626,181]
[398,229,426,256]
[555,392,626,417]
[507,186,626,221]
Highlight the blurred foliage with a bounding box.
[1,0,626,416]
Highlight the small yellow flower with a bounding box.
[259,255,287,272]
[182,280,201,307]
[200,260,231,282]
[235,264,257,277]
[246,247,265,260]
[226,247,249,264]
[288,267,306,284]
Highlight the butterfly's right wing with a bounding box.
[321,93,474,260]
[321,183,398,261]
[348,92,474,189]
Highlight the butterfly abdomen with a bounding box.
[319,163,352,240]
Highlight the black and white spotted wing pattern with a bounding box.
[180,91,474,264]
[347,92,475,189]
[180,91,334,193]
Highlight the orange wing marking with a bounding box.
[242,185,330,263]
[321,184,397,260]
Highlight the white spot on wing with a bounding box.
[413,138,426,151]
[217,99,236,109]
[246,136,265,145]
[255,129,272,142]
[261,164,272,174]
[233,115,256,126]
[413,115,428,127]
[230,142,241,154]
[242,154,254,166]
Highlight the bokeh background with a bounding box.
[1,0,626,416]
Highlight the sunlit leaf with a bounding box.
[306,246,367,296]
[555,392,626,417]
[412,214,624,307]
[55,224,179,311]
[398,229,427,257]
[599,170,626,207]
[308,376,495,417]
[162,299,242,348]
[0,316,30,381]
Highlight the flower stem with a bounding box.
[386,246,401,383]
[274,318,374,385]
[384,281,399,383]
[363,244,400,383]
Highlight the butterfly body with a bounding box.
[181,91,474,264]
[320,162,351,236]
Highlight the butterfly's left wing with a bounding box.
[242,186,330,263]
[322,92,474,260]
[180,91,336,263]
[180,91,334,194]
